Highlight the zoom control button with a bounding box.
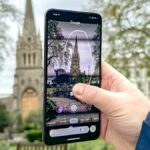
[49,126,89,137]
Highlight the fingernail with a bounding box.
[72,83,85,96]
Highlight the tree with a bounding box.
[47,20,72,67]
[0,102,11,132]
[87,0,150,71]
[92,24,101,70]
[0,0,20,70]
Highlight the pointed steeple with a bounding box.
[73,35,79,56]
[71,35,80,76]
[75,35,78,51]
[23,0,36,36]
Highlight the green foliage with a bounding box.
[92,24,101,70]
[47,20,72,67]
[23,111,42,130]
[46,98,57,113]
[0,0,21,70]
[0,102,12,132]
[87,0,150,71]
[9,146,16,150]
[16,114,24,133]
[68,139,114,150]
[0,141,10,150]
[73,73,87,83]
[23,111,42,142]
[25,129,42,142]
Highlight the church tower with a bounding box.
[71,36,80,76]
[13,0,43,119]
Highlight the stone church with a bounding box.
[0,0,43,119]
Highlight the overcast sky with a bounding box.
[0,0,91,95]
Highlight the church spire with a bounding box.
[75,35,78,52]
[73,35,79,56]
[71,35,80,76]
[23,0,36,36]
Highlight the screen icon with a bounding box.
[90,125,96,133]
[57,106,63,113]
[70,104,78,112]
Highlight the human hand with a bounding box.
[72,61,150,150]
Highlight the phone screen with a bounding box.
[44,9,101,145]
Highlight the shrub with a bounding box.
[0,102,12,132]
[24,111,42,130]
[25,130,42,142]
[24,123,35,131]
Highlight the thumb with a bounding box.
[72,83,123,113]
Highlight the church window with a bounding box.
[21,80,24,85]
[36,79,39,85]
[28,53,31,65]
[28,78,31,83]
[23,53,26,65]
[28,37,31,42]
[33,53,36,65]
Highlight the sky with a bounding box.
[0,0,90,95]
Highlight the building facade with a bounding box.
[0,0,43,119]
[14,0,43,118]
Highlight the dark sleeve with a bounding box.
[136,112,150,150]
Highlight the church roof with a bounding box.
[23,0,36,35]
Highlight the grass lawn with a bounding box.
[9,146,16,150]
[7,139,114,150]
[68,139,115,150]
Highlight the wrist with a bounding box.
[116,143,135,150]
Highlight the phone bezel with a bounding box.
[43,9,102,145]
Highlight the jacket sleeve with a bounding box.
[136,112,150,150]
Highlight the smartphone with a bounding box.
[44,9,102,145]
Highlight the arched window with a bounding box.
[28,53,31,65]
[28,37,31,42]
[23,53,26,65]
[33,53,36,65]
